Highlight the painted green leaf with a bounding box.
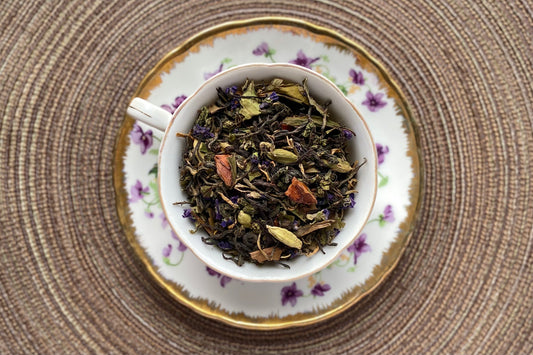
[379,176,389,187]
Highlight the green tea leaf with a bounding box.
[239,81,261,120]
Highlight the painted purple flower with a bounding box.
[347,233,371,264]
[161,95,187,114]
[253,42,270,56]
[130,123,153,154]
[289,50,320,69]
[144,211,154,218]
[206,267,232,287]
[204,63,223,80]
[281,282,303,307]
[162,244,172,258]
[311,283,331,297]
[349,69,365,85]
[362,91,387,112]
[159,212,168,229]
[376,143,390,165]
[381,205,395,224]
[170,230,187,251]
[322,209,330,220]
[129,180,148,203]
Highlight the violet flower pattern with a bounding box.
[252,42,276,61]
[129,180,149,203]
[376,143,390,165]
[171,230,187,252]
[206,267,232,287]
[161,95,187,114]
[162,244,172,258]
[159,212,169,229]
[204,63,224,80]
[162,230,187,266]
[289,50,320,69]
[253,42,270,55]
[349,69,365,85]
[281,282,304,307]
[310,283,331,297]
[362,91,387,112]
[130,123,153,154]
[379,205,395,226]
[347,233,371,265]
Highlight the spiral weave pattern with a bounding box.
[0,1,531,353]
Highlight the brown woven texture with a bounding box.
[1,0,532,353]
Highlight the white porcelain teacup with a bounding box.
[127,63,377,283]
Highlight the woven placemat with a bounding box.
[1,1,531,354]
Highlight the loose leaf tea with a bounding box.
[179,78,362,267]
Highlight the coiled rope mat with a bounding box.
[1,1,531,353]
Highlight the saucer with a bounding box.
[114,17,422,330]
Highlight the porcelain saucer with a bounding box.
[113,17,422,330]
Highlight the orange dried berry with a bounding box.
[284,177,317,205]
[215,154,233,187]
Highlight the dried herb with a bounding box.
[179,78,363,267]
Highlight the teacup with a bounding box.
[126,63,377,282]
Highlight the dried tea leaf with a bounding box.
[239,81,261,120]
[285,177,317,205]
[266,78,309,104]
[303,78,327,115]
[295,220,334,237]
[281,116,340,128]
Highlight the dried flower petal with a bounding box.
[250,246,283,263]
[285,177,317,205]
[215,154,233,186]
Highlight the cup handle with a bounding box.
[127,97,172,132]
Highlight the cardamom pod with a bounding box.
[322,159,352,173]
[237,210,252,227]
[266,225,302,249]
[268,149,298,164]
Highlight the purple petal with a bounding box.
[252,42,269,56]
[206,266,219,277]
[160,212,169,228]
[162,244,172,258]
[383,205,395,222]
[220,276,232,287]
[311,283,331,296]
[281,282,303,307]
[204,64,224,80]
[144,211,154,218]
[161,104,174,113]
